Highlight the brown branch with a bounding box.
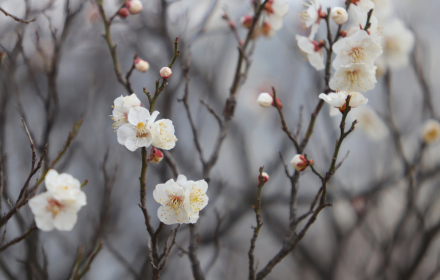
[0,226,37,252]
[248,167,265,280]
[272,87,300,151]
[189,224,205,280]
[0,7,36,23]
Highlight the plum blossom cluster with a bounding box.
[29,170,87,231]
[153,175,209,224]
[240,0,289,38]
[111,93,177,152]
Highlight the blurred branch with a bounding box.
[0,226,37,252]
[0,7,36,23]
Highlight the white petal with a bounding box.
[348,92,368,108]
[45,169,59,193]
[53,206,78,231]
[117,124,136,145]
[124,136,151,151]
[148,111,160,124]
[128,107,150,125]
[308,52,325,70]
[151,119,177,150]
[124,93,141,107]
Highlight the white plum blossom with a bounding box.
[151,119,178,150]
[296,35,324,71]
[29,170,87,231]
[329,63,377,92]
[111,94,141,130]
[153,175,209,225]
[262,0,289,30]
[381,18,415,70]
[330,7,348,25]
[422,119,440,144]
[332,30,383,68]
[349,105,389,141]
[319,91,368,112]
[117,107,176,152]
[300,0,322,39]
[258,93,273,108]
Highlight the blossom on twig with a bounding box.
[319,91,368,113]
[153,175,209,225]
[110,93,141,130]
[29,170,87,231]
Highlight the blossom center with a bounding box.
[46,199,64,217]
[349,47,366,63]
[167,195,184,212]
[426,129,439,140]
[111,114,128,130]
[136,122,150,138]
[346,69,362,87]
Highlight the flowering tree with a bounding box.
[0,0,439,279]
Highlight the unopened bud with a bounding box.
[240,15,253,29]
[330,7,348,25]
[261,21,274,37]
[340,30,348,37]
[319,10,327,19]
[290,154,313,172]
[257,93,273,108]
[149,147,164,163]
[125,0,143,15]
[159,67,172,79]
[258,172,270,185]
[269,93,283,109]
[118,7,129,18]
[134,58,150,72]
[422,119,440,144]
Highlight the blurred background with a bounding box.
[1,0,440,279]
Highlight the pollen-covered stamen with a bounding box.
[136,122,151,138]
[189,188,205,212]
[110,111,129,130]
[349,47,367,63]
[46,199,64,217]
[166,195,184,212]
[345,69,363,89]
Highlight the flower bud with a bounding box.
[290,154,313,172]
[340,30,347,37]
[257,93,273,108]
[240,15,253,29]
[330,7,348,25]
[134,58,150,72]
[149,147,164,164]
[125,0,143,15]
[258,172,270,185]
[159,67,172,79]
[269,93,283,109]
[118,7,129,18]
[261,22,274,37]
[422,119,440,144]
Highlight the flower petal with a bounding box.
[128,107,150,125]
[117,124,136,145]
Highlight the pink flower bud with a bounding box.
[149,147,164,164]
[340,30,348,37]
[118,8,129,18]
[240,15,253,29]
[269,93,283,109]
[134,58,150,72]
[258,172,270,185]
[261,22,274,37]
[125,0,143,15]
[159,67,172,79]
[290,154,313,172]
